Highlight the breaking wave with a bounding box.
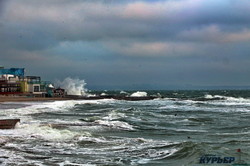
[56,77,88,96]
[130,91,147,97]
[94,120,134,130]
[1,90,250,165]
[193,94,250,103]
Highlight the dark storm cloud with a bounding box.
[0,0,7,14]
[1,0,250,89]
[3,0,250,48]
[2,1,250,39]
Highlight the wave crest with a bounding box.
[130,91,147,97]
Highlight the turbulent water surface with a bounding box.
[0,90,250,166]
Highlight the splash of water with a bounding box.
[56,77,87,96]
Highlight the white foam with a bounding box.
[120,91,128,94]
[174,128,207,132]
[59,161,96,166]
[77,136,107,143]
[135,159,151,164]
[94,120,134,130]
[130,91,147,97]
[204,94,214,99]
[131,147,179,165]
[86,94,97,97]
[0,99,106,119]
[103,110,126,120]
[100,93,108,96]
[15,123,92,142]
[205,94,250,104]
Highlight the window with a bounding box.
[34,86,40,92]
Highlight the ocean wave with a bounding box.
[174,128,207,132]
[193,94,226,101]
[77,136,107,144]
[14,123,92,142]
[131,148,178,165]
[0,99,114,119]
[120,90,128,94]
[130,91,148,97]
[78,137,180,165]
[59,161,96,166]
[102,110,127,121]
[1,91,250,165]
[194,94,250,103]
[167,141,204,163]
[94,120,134,130]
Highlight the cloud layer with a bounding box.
[1,0,250,89]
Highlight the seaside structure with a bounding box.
[0,68,24,95]
[23,76,43,95]
[0,67,56,97]
[53,88,66,97]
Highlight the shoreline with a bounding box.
[0,95,158,103]
[0,96,73,103]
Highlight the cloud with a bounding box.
[3,0,250,46]
[179,25,250,43]
[0,0,7,15]
[0,1,248,55]
[2,0,250,58]
[106,41,196,57]
[222,29,250,42]
[1,0,250,89]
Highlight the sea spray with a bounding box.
[56,77,87,96]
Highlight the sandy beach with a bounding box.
[0,96,71,103]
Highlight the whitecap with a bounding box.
[130,91,147,97]
[94,120,134,130]
[103,110,126,120]
[13,123,92,142]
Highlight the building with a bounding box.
[25,76,43,95]
[0,75,22,95]
[53,88,65,97]
[0,69,23,95]
[0,67,53,96]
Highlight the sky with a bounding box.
[0,0,250,90]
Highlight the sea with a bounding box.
[0,90,250,166]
